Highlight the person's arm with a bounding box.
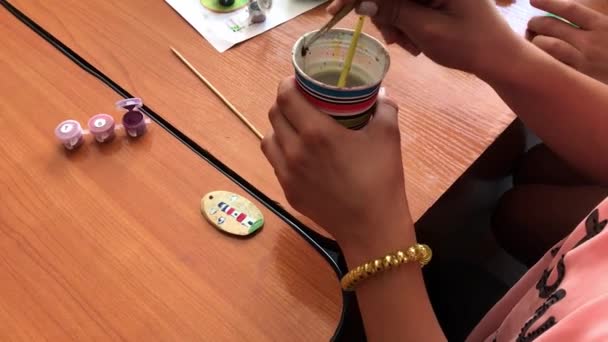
[261,81,446,341]
[479,39,608,185]
[340,217,446,341]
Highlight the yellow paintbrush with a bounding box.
[337,16,365,88]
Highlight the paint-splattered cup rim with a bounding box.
[292,28,391,91]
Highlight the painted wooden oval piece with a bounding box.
[201,191,264,236]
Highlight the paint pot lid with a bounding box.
[116,98,143,111]
[201,190,264,236]
[87,114,115,133]
[55,119,83,140]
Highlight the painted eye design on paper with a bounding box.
[217,217,226,225]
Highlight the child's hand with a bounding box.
[261,77,412,246]
[327,0,523,77]
[528,0,608,84]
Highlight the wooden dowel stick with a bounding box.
[170,47,264,140]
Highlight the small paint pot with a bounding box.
[122,111,147,137]
[55,119,84,150]
[87,114,116,143]
[292,29,390,129]
[248,0,266,23]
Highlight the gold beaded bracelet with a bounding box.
[340,243,432,291]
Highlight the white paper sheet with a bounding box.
[166,0,327,53]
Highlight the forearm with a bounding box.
[479,39,608,185]
[340,214,446,342]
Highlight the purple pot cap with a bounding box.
[87,114,115,133]
[55,120,83,141]
[116,98,143,111]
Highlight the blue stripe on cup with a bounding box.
[295,75,379,104]
[295,71,380,99]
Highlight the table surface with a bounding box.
[7,0,543,234]
[0,8,342,341]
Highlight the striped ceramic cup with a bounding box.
[292,29,390,129]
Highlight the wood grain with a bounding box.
[0,10,341,341]
[7,0,539,232]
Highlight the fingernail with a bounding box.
[379,87,387,96]
[356,2,378,16]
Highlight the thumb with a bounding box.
[366,88,399,133]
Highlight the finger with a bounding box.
[276,76,334,133]
[353,0,441,17]
[526,28,537,41]
[531,0,601,29]
[372,20,400,44]
[327,0,351,15]
[531,35,583,67]
[261,132,287,177]
[365,88,399,133]
[528,15,581,45]
[372,1,439,38]
[395,36,422,56]
[268,104,297,150]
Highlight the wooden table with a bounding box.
[0,9,342,341]
[5,0,542,232]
